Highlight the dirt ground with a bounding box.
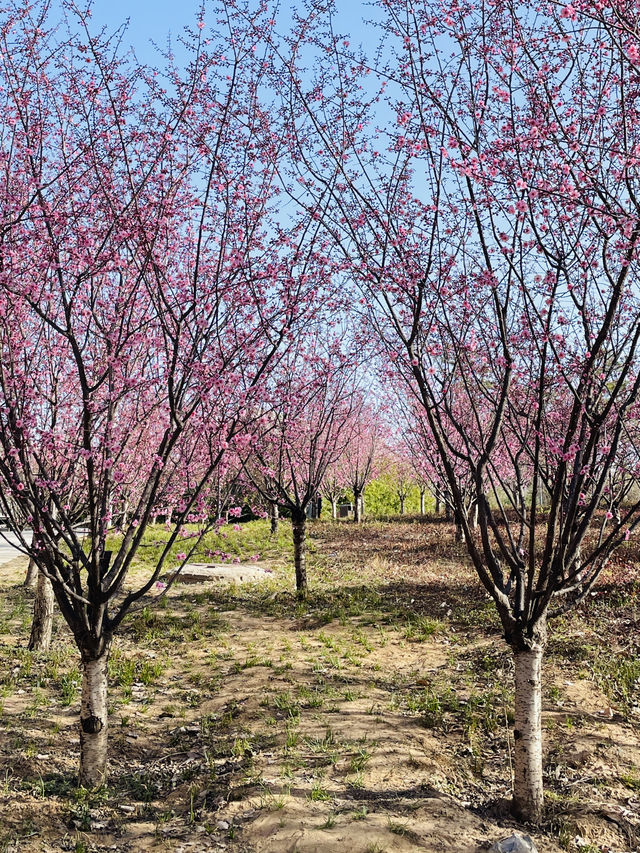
[0,520,639,852]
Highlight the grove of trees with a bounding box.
[1,0,640,827]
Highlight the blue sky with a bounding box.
[89,0,202,55]
[87,1,371,65]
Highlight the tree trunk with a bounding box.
[445,502,452,522]
[420,489,426,516]
[270,502,279,537]
[291,513,307,597]
[28,570,54,652]
[470,500,479,530]
[24,556,38,588]
[79,649,110,788]
[454,509,463,542]
[330,498,337,520]
[512,635,545,823]
[360,493,365,520]
[24,531,38,587]
[399,496,406,515]
[435,494,440,515]
[353,490,362,523]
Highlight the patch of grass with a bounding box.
[118,772,160,802]
[108,651,164,696]
[59,668,81,706]
[592,651,640,714]
[232,655,273,673]
[547,636,594,663]
[128,520,290,577]
[271,691,300,719]
[309,780,332,802]
[349,746,371,773]
[620,770,640,791]
[406,685,460,729]
[463,690,507,735]
[403,616,442,642]
[388,818,411,835]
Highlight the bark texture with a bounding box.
[420,490,426,516]
[24,557,38,588]
[269,502,279,537]
[291,513,307,596]
[28,570,54,652]
[353,491,362,523]
[79,651,110,788]
[512,641,545,822]
[330,498,337,520]
[454,516,463,542]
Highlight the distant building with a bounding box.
[338,502,354,519]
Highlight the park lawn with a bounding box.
[0,520,639,852]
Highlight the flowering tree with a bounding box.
[321,461,349,519]
[337,406,383,523]
[399,396,491,536]
[241,340,361,595]
[384,451,414,516]
[0,1,322,786]
[273,0,640,822]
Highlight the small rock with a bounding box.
[491,834,538,853]
[119,804,135,813]
[216,820,230,831]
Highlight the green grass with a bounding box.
[403,616,442,643]
[592,651,640,715]
[122,520,293,576]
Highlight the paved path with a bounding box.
[163,562,274,584]
[0,530,30,567]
